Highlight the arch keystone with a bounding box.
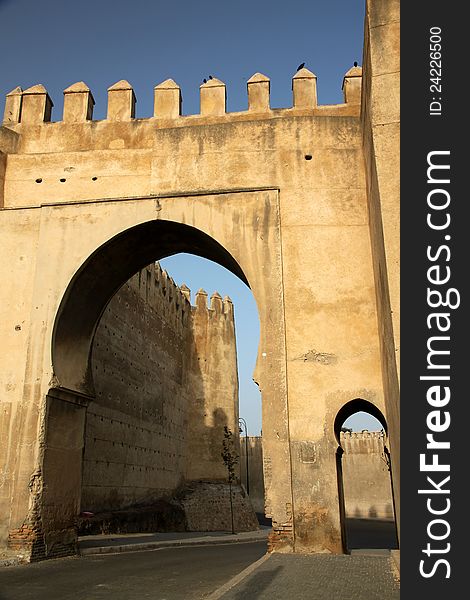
[63,81,94,123]
[154,78,181,118]
[107,80,136,121]
[200,77,226,116]
[292,67,317,108]
[247,73,270,112]
[21,84,53,124]
[3,87,22,125]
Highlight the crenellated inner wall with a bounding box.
[185,290,240,482]
[82,262,239,513]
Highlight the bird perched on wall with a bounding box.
[354,61,358,67]
[296,62,305,71]
[203,78,207,84]
[208,75,213,80]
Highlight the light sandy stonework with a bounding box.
[0,0,399,560]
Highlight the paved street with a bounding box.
[220,553,400,600]
[0,534,400,600]
[0,541,266,600]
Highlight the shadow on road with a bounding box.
[230,566,284,600]
[345,517,398,550]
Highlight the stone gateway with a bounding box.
[0,0,399,561]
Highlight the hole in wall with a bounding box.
[304,154,313,161]
[35,178,42,183]
[60,178,66,183]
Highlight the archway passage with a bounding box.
[36,202,292,561]
[49,221,264,543]
[335,400,398,553]
[53,220,248,396]
[74,254,261,537]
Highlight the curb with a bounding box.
[390,549,400,581]
[79,532,268,556]
[206,552,271,599]
[0,558,22,568]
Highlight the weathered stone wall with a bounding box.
[241,433,394,521]
[361,0,400,538]
[181,482,258,532]
[185,291,240,482]
[240,436,265,514]
[340,431,394,520]
[81,262,238,513]
[77,481,259,536]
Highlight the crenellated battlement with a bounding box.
[340,430,388,456]
[193,288,234,318]
[130,261,234,329]
[2,67,362,127]
[341,430,384,439]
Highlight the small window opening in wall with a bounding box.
[304,154,313,161]
[35,178,42,183]
[92,176,97,181]
[59,178,66,183]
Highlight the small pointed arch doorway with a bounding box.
[334,399,398,553]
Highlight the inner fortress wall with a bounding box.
[82,262,239,513]
[340,431,394,520]
[185,289,240,482]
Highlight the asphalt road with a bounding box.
[0,541,267,600]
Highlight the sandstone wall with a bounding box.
[185,290,240,482]
[361,0,400,535]
[240,436,265,514]
[181,482,258,532]
[240,432,395,521]
[340,431,394,520]
[81,263,238,512]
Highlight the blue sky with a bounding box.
[0,0,380,434]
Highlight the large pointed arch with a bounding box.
[52,219,249,395]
